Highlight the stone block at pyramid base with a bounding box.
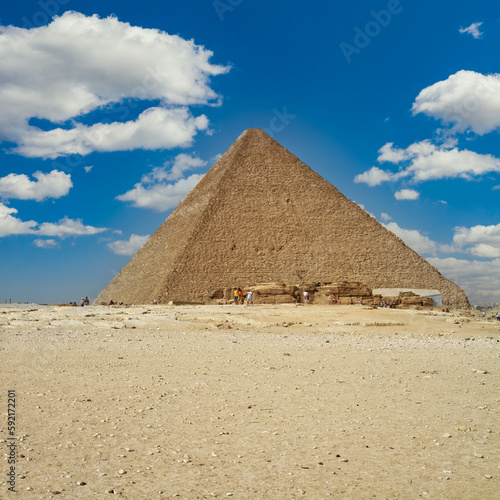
[95,129,470,309]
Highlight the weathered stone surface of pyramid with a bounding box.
[95,129,469,308]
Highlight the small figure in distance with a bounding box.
[238,287,244,305]
[331,292,337,304]
[109,300,115,305]
[80,298,85,307]
[246,290,253,306]
[84,296,90,306]
[234,288,239,305]
[152,298,157,304]
[303,290,309,305]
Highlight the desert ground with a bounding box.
[1,303,499,499]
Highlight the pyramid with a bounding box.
[95,129,469,308]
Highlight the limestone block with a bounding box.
[252,283,287,295]
[274,295,297,304]
[312,294,333,305]
[316,285,337,296]
[299,283,317,293]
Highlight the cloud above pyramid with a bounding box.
[412,70,500,135]
[354,71,500,199]
[0,11,229,159]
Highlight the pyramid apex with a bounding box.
[222,128,277,157]
[237,128,271,139]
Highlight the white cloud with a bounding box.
[0,203,37,236]
[117,173,203,212]
[412,70,500,135]
[419,222,500,259]
[380,212,392,222]
[0,12,229,158]
[453,223,500,246]
[376,140,500,182]
[33,238,59,248]
[354,166,394,186]
[395,189,419,200]
[117,153,206,212]
[0,204,110,238]
[382,220,500,261]
[142,153,207,183]
[378,139,448,164]
[107,234,150,256]
[426,256,500,303]
[409,147,500,181]
[383,221,438,254]
[379,220,500,301]
[377,142,409,164]
[438,244,461,254]
[0,170,72,200]
[459,22,483,39]
[356,139,500,187]
[37,217,108,238]
[15,107,210,159]
[469,244,500,258]
[84,166,93,173]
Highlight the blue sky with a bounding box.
[0,0,499,305]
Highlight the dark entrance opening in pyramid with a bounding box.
[95,129,469,309]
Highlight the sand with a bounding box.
[1,303,499,499]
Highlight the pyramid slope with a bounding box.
[95,129,469,308]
